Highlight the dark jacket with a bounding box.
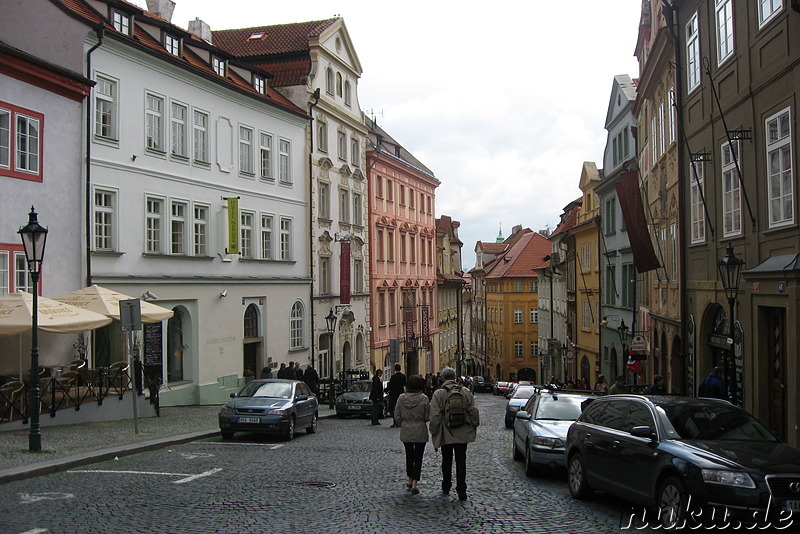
[387,371,406,398]
[699,372,726,399]
[644,383,667,395]
[369,374,383,401]
[303,367,319,391]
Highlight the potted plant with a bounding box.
[261,366,272,379]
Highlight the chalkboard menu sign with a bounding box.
[144,322,163,380]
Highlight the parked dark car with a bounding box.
[512,389,592,475]
[564,395,800,529]
[474,376,494,393]
[219,379,318,441]
[504,385,537,428]
[335,380,388,418]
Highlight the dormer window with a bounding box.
[212,57,226,77]
[253,76,266,95]
[164,34,180,56]
[112,11,131,35]
[249,32,265,40]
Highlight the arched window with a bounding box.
[290,301,304,349]
[336,72,343,96]
[325,68,334,95]
[244,304,259,338]
[344,81,351,106]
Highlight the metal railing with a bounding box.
[0,363,132,425]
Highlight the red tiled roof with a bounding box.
[478,242,507,254]
[252,57,311,88]
[49,0,305,117]
[551,204,579,237]
[212,19,339,58]
[485,232,551,279]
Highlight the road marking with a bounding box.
[198,442,284,449]
[19,492,73,504]
[20,529,49,534]
[68,468,222,484]
[179,452,215,459]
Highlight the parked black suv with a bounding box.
[564,395,800,529]
[473,376,494,393]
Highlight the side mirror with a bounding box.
[630,425,656,440]
[515,411,531,420]
[230,393,237,398]
[296,394,308,401]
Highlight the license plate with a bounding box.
[347,405,361,411]
[237,417,260,424]
[783,500,800,512]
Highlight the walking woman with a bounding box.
[395,375,429,494]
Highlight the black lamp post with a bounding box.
[717,243,743,404]
[325,308,337,409]
[18,206,48,452]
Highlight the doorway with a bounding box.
[764,307,786,440]
[243,304,262,377]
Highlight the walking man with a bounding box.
[369,368,384,425]
[429,366,480,500]
[386,363,406,427]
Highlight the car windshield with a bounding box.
[534,395,584,421]
[347,382,371,393]
[239,382,292,399]
[658,403,779,442]
[512,387,536,399]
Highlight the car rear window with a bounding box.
[535,395,584,420]
[348,382,371,393]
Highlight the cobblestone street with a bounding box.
[0,394,647,534]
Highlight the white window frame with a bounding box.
[716,0,734,65]
[212,57,225,77]
[240,210,254,259]
[111,11,131,35]
[260,132,273,181]
[659,101,665,156]
[14,113,40,175]
[145,196,165,254]
[278,138,291,184]
[15,252,32,293]
[350,136,359,167]
[529,309,538,324]
[320,256,331,294]
[668,86,676,145]
[317,120,328,153]
[325,68,334,95]
[253,76,266,95]
[93,188,117,252]
[337,130,346,161]
[339,188,350,224]
[170,101,188,158]
[353,258,363,293]
[352,192,362,226]
[261,213,274,260]
[344,81,352,106]
[193,203,208,256]
[0,108,9,170]
[145,92,164,152]
[758,0,782,28]
[514,308,523,324]
[670,223,678,280]
[280,217,292,260]
[94,75,118,140]
[239,126,254,175]
[514,341,523,358]
[164,34,180,56]
[193,109,209,163]
[290,301,304,349]
[170,200,188,254]
[690,162,706,243]
[766,107,793,228]
[721,140,742,237]
[319,181,330,220]
[581,301,591,330]
[686,12,701,92]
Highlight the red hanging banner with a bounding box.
[340,242,351,304]
[615,171,661,273]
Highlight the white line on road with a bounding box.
[19,492,73,504]
[20,529,48,533]
[68,468,222,484]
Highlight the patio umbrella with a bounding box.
[0,291,114,336]
[52,285,173,324]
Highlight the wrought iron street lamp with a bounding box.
[18,206,48,452]
[325,308,337,409]
[717,243,743,403]
[617,319,629,349]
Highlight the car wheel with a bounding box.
[284,416,295,441]
[307,413,318,434]
[524,440,538,477]
[567,453,592,499]
[505,416,513,429]
[512,430,524,461]
[658,476,687,529]
[220,432,234,440]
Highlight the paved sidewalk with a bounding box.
[0,403,337,484]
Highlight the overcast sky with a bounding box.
[134,0,642,268]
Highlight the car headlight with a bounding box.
[269,408,291,415]
[701,469,756,489]
[336,396,344,403]
[533,436,563,448]
[219,405,234,415]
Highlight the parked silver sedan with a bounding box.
[512,389,592,475]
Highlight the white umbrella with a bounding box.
[52,285,173,323]
[0,291,114,336]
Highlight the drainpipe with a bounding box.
[308,88,320,368]
[85,23,104,287]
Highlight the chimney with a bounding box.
[188,18,211,43]
[145,0,176,22]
